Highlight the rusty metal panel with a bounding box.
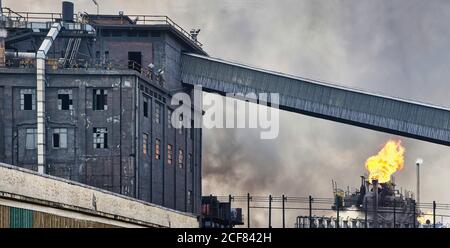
[0,205,10,228]
[181,53,450,146]
[10,207,33,228]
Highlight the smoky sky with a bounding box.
[6,0,450,226]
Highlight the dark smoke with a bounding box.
[6,0,450,227]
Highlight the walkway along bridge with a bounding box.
[181,53,450,146]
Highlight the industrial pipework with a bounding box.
[36,22,62,173]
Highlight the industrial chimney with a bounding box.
[62,1,74,22]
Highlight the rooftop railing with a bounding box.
[1,7,202,47]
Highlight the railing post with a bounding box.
[268,195,272,228]
[282,195,286,228]
[433,201,436,228]
[247,193,251,228]
[309,195,313,228]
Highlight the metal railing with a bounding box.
[127,14,203,47]
[3,57,165,87]
[213,194,450,228]
[1,8,203,47]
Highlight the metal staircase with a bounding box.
[63,37,81,68]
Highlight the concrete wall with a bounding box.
[0,162,199,227]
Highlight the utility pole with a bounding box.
[282,195,286,228]
[416,158,423,206]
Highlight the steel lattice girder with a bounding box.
[181,53,450,146]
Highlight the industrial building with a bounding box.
[0,2,203,214]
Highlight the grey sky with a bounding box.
[5,0,450,227]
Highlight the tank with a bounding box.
[62,1,74,22]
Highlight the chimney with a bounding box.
[62,1,74,22]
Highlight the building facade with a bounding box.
[0,5,205,214]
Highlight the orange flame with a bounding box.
[365,140,405,183]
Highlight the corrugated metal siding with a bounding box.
[0,205,10,228]
[10,207,33,228]
[0,205,118,228]
[33,211,117,228]
[181,53,450,146]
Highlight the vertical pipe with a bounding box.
[36,22,62,174]
[417,163,420,206]
[268,195,272,228]
[413,201,416,228]
[282,195,286,228]
[309,195,312,228]
[433,201,436,228]
[36,57,46,174]
[247,193,251,228]
[228,194,232,228]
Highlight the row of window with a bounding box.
[20,89,103,111]
[25,128,68,149]
[25,127,106,150]
[25,128,194,170]
[149,137,193,170]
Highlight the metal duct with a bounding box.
[36,22,62,174]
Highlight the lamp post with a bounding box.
[416,158,423,206]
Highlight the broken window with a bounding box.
[21,89,35,110]
[155,138,161,160]
[167,144,173,165]
[58,89,73,110]
[143,98,149,118]
[143,133,148,156]
[93,127,108,149]
[167,109,173,128]
[155,103,161,124]
[53,128,68,149]
[178,114,184,135]
[189,153,193,173]
[178,149,184,169]
[93,89,108,110]
[187,190,193,207]
[25,128,37,150]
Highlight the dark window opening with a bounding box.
[143,99,148,118]
[128,51,142,72]
[24,94,32,110]
[58,94,73,110]
[93,89,108,110]
[53,133,60,148]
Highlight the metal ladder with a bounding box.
[68,38,81,67]
[62,37,81,68]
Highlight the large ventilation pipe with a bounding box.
[36,22,62,173]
